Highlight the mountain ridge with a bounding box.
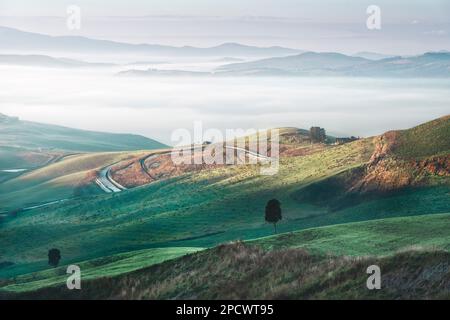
[0,26,301,58]
[216,51,450,77]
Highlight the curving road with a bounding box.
[95,166,127,193]
[96,145,274,193]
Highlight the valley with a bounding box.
[0,115,449,299]
[1,2,450,303]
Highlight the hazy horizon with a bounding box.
[1,0,449,54]
[1,65,449,145]
[1,1,449,145]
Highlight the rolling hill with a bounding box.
[217,51,450,77]
[295,115,450,210]
[218,52,369,75]
[0,116,448,282]
[0,116,448,299]
[0,113,167,170]
[0,151,155,212]
[1,213,449,299]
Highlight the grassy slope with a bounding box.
[5,248,449,300]
[0,146,60,171]
[0,116,448,292]
[393,115,450,159]
[0,247,201,293]
[251,212,450,255]
[2,213,449,299]
[0,114,168,172]
[1,137,449,279]
[0,151,151,211]
[0,114,168,153]
[0,139,374,272]
[292,115,450,209]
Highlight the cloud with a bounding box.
[1,66,450,144]
[423,30,447,36]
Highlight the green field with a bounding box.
[0,151,152,211]
[1,213,449,299]
[0,115,449,299]
[0,247,201,293]
[251,212,450,255]
[1,133,449,278]
[393,115,450,159]
[0,139,373,270]
[0,113,167,154]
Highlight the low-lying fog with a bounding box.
[1,65,449,145]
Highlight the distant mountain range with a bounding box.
[119,51,450,78]
[352,52,395,60]
[0,26,301,58]
[2,26,449,77]
[0,54,115,68]
[217,51,450,77]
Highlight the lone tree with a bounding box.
[48,248,61,268]
[265,199,282,233]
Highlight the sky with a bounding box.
[0,0,449,54]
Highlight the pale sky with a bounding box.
[0,0,449,53]
[0,0,448,21]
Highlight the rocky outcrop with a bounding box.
[351,132,449,193]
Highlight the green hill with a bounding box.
[0,116,448,298]
[391,115,450,159]
[1,213,449,299]
[0,151,151,211]
[295,115,450,209]
[0,113,167,170]
[0,138,376,277]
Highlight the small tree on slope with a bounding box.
[48,248,61,268]
[265,199,282,234]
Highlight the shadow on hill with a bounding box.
[2,242,449,300]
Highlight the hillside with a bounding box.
[218,52,369,75]
[387,115,450,159]
[0,116,448,292]
[295,115,450,208]
[4,248,449,299]
[217,52,450,77]
[1,213,449,299]
[108,126,333,189]
[0,113,167,170]
[0,113,167,153]
[0,151,152,211]
[0,138,375,277]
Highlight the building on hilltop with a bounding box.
[310,126,326,143]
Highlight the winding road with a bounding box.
[95,166,127,193]
[96,145,273,194]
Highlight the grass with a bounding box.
[0,247,201,293]
[251,212,450,256]
[393,115,450,159]
[0,139,375,274]
[0,113,168,153]
[2,213,450,299]
[0,146,60,171]
[0,151,151,211]
[1,136,449,279]
[0,116,448,297]
[3,245,448,300]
